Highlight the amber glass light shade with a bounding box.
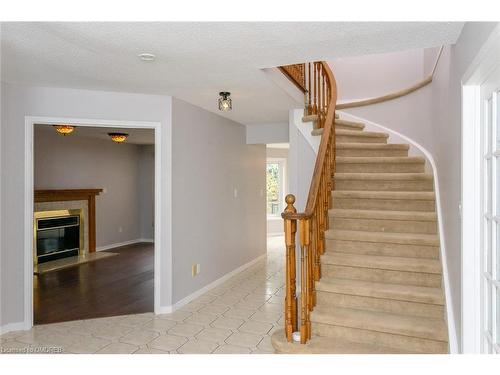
[53,125,75,136]
[108,132,129,143]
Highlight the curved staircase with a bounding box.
[272,115,449,354]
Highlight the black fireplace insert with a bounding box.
[35,213,81,264]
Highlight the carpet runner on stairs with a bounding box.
[272,115,448,354]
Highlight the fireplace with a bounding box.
[34,209,83,265]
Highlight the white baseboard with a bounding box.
[156,305,174,315]
[0,321,27,335]
[157,253,267,314]
[266,232,284,237]
[96,238,154,251]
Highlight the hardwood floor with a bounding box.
[33,242,153,325]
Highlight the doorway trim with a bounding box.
[24,116,162,329]
[461,24,500,353]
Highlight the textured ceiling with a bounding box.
[1,22,464,124]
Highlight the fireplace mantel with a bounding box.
[35,189,102,253]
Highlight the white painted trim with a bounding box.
[95,238,154,252]
[337,110,459,354]
[266,232,285,237]
[461,24,500,354]
[461,86,482,353]
[161,253,267,313]
[24,116,163,331]
[0,322,26,335]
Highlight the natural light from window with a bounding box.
[266,161,283,216]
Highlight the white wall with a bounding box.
[34,128,154,248]
[0,83,173,327]
[330,48,426,102]
[288,110,316,215]
[429,22,498,351]
[333,48,435,150]
[171,97,266,304]
[246,122,289,144]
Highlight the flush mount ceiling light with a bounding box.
[108,132,129,143]
[138,53,156,62]
[218,92,232,112]
[53,124,75,136]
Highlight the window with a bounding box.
[482,89,500,354]
[266,159,285,216]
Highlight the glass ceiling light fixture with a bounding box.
[108,132,129,143]
[138,53,156,62]
[53,124,75,136]
[218,92,232,112]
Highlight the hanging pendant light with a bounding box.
[218,92,232,112]
[53,124,75,136]
[108,132,129,143]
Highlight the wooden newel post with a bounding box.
[283,194,298,342]
[300,218,311,343]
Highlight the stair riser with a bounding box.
[322,264,442,288]
[336,163,425,173]
[336,135,387,144]
[335,179,434,191]
[336,149,408,157]
[311,323,448,354]
[316,291,445,319]
[330,217,437,234]
[325,239,439,259]
[332,197,435,211]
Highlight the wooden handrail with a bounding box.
[279,61,337,344]
[336,75,432,109]
[336,46,444,110]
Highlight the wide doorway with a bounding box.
[28,120,159,326]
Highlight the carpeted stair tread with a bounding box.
[313,128,388,138]
[320,252,442,274]
[333,190,435,200]
[325,229,440,246]
[311,306,448,342]
[335,172,433,181]
[316,277,444,305]
[271,329,412,354]
[329,208,437,221]
[336,156,425,164]
[337,143,409,150]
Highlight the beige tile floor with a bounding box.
[0,236,285,354]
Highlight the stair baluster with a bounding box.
[280,61,337,343]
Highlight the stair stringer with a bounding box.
[335,110,458,354]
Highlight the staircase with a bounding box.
[272,115,449,354]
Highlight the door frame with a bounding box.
[461,24,500,353]
[24,116,162,329]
